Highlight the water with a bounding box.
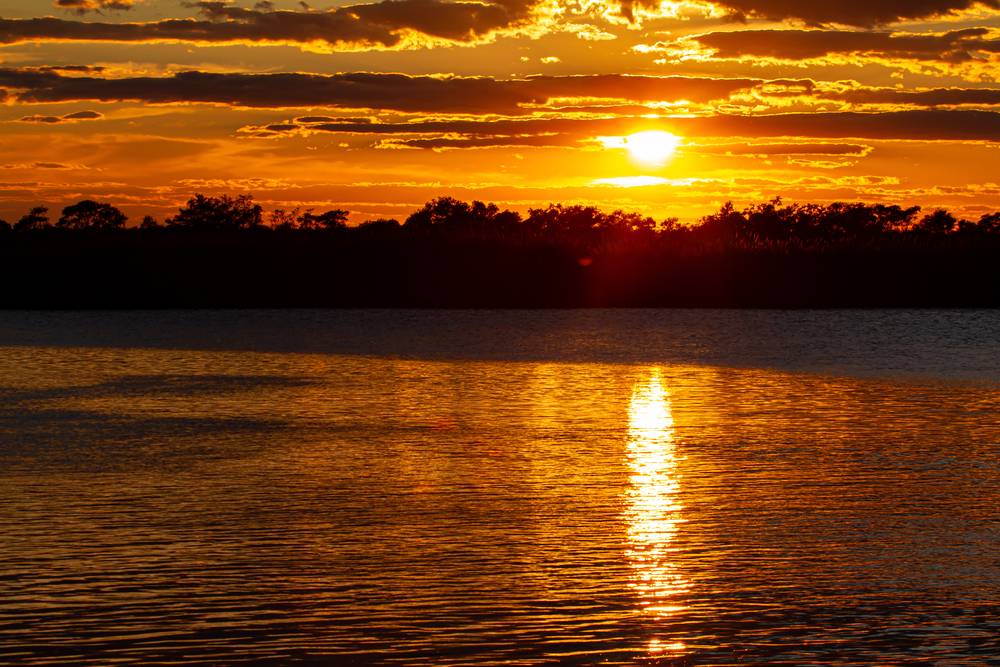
[1,310,998,666]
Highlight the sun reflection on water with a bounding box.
[625,369,689,656]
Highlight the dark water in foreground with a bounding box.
[1,310,999,666]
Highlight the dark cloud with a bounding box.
[17,110,103,123]
[250,109,1000,142]
[62,110,103,119]
[55,0,138,13]
[0,69,760,113]
[708,0,999,26]
[191,0,522,43]
[388,138,875,154]
[382,134,583,149]
[378,137,877,153]
[680,28,1000,62]
[13,0,1000,49]
[1,0,538,50]
[18,115,63,124]
[690,142,873,155]
[516,74,762,103]
[36,65,107,73]
[830,87,1000,106]
[295,116,373,123]
[0,162,76,170]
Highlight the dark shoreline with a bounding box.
[2,230,998,308]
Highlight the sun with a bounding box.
[625,131,681,165]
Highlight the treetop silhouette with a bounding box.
[3,193,999,246]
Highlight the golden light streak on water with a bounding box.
[624,369,690,657]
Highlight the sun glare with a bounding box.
[625,131,681,165]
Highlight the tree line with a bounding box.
[2,193,999,248]
[2,192,997,308]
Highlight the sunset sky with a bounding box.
[1,0,998,223]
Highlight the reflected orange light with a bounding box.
[624,369,689,655]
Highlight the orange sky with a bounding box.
[0,0,998,223]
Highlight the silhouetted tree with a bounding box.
[691,200,928,245]
[405,197,470,230]
[526,204,610,236]
[697,202,745,244]
[406,197,521,235]
[821,202,879,239]
[57,200,127,230]
[299,209,348,230]
[918,209,957,234]
[482,204,521,236]
[871,204,922,233]
[269,207,301,230]
[741,198,786,241]
[957,218,978,234]
[605,209,658,235]
[978,212,1000,234]
[0,218,10,235]
[139,215,160,229]
[14,206,49,232]
[167,194,263,230]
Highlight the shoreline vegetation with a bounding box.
[2,194,998,308]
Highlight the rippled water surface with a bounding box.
[1,310,999,666]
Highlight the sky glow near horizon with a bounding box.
[0,0,998,223]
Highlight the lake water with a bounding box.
[1,310,999,666]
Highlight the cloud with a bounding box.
[36,65,107,74]
[658,27,1000,64]
[0,161,79,170]
[689,142,873,156]
[62,110,103,119]
[296,115,373,124]
[16,110,104,124]
[246,109,1000,142]
[55,0,139,12]
[30,0,996,51]
[373,137,877,154]
[0,0,544,51]
[709,0,999,26]
[735,79,1000,110]
[829,87,1000,106]
[516,74,762,103]
[375,138,877,153]
[0,69,760,113]
[378,134,584,150]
